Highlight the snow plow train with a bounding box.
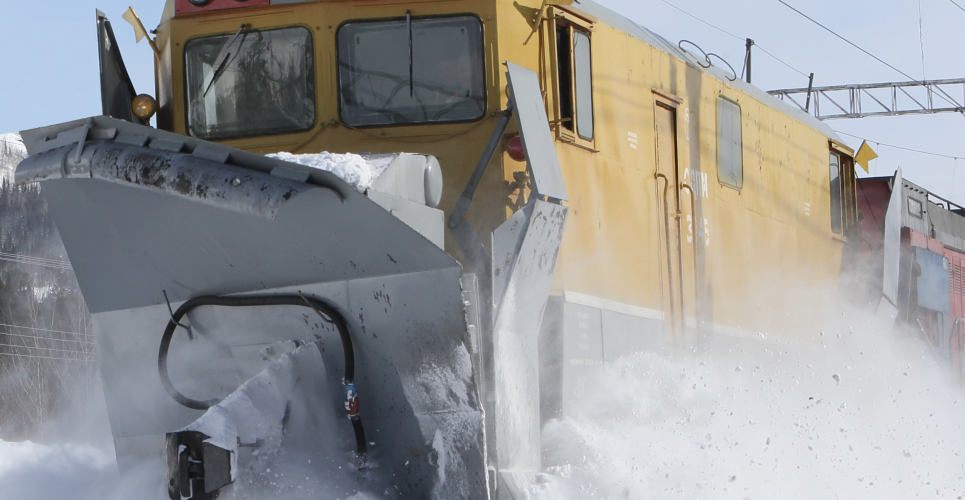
[16,0,890,499]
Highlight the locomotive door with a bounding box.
[653,100,693,344]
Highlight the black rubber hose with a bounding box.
[351,418,367,455]
[159,294,367,456]
[158,294,355,410]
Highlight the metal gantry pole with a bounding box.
[769,77,965,120]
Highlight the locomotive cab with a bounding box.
[149,1,500,150]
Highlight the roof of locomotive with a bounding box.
[572,0,843,145]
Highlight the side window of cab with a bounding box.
[545,7,595,149]
[829,145,857,236]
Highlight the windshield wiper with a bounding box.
[202,23,250,97]
[407,10,413,98]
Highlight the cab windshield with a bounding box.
[184,26,316,140]
[337,15,486,127]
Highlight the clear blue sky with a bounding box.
[4,0,965,201]
[0,0,163,132]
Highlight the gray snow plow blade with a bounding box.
[16,116,486,499]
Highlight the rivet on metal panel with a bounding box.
[231,178,242,187]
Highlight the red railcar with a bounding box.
[855,176,965,381]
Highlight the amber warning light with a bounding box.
[176,0,269,15]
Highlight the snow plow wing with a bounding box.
[16,116,486,498]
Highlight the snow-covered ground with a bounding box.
[0,440,118,499]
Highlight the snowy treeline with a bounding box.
[0,134,94,442]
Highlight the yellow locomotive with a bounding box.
[14,0,858,498]
[150,0,856,342]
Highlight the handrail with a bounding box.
[654,173,677,335]
[951,317,965,353]
[953,317,965,384]
[927,191,965,213]
[679,183,702,343]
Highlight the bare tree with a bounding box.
[0,134,95,442]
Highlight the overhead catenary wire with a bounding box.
[0,351,95,363]
[0,341,94,357]
[0,325,96,362]
[777,0,920,82]
[834,130,965,160]
[0,141,70,272]
[0,331,94,346]
[0,252,68,265]
[947,0,965,170]
[0,141,77,273]
[659,0,809,78]
[0,323,91,338]
[1,330,91,345]
[777,0,963,110]
[754,45,809,78]
[660,0,742,40]
[0,251,73,270]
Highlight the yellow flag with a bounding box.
[122,7,148,43]
[122,7,160,58]
[854,140,878,173]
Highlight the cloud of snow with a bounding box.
[0,362,378,500]
[0,372,166,500]
[0,440,120,500]
[532,313,965,499]
[5,285,964,499]
[0,339,387,500]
